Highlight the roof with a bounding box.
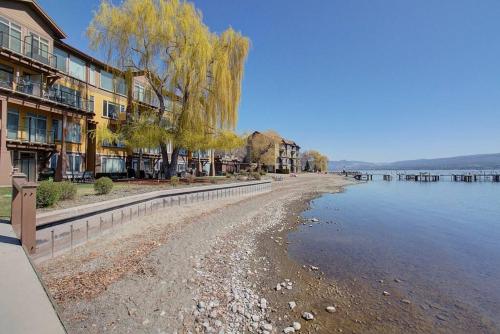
[281,138,300,148]
[20,0,67,39]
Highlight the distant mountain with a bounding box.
[329,153,500,171]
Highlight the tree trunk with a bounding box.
[167,148,180,178]
[210,150,215,176]
[161,145,179,179]
[136,149,143,178]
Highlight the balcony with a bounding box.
[0,74,93,113]
[133,89,160,108]
[0,31,58,70]
[7,124,55,147]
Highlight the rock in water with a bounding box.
[293,322,301,330]
[288,301,297,310]
[302,312,314,320]
[383,291,390,296]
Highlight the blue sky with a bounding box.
[38,0,500,162]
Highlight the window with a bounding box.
[69,55,86,81]
[50,153,83,172]
[52,119,62,141]
[116,77,127,96]
[0,17,21,53]
[7,109,19,140]
[66,122,81,143]
[134,83,145,102]
[100,70,113,91]
[27,33,49,65]
[102,157,126,173]
[103,100,125,119]
[68,154,82,172]
[89,65,97,86]
[88,95,94,113]
[54,47,68,72]
[0,63,13,88]
[25,114,47,143]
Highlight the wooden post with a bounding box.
[11,172,37,254]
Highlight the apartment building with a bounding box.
[247,131,301,173]
[0,0,171,185]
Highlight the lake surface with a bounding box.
[289,179,500,332]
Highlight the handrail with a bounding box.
[0,75,93,113]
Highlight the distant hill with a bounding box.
[329,153,500,171]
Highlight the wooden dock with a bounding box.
[333,171,500,183]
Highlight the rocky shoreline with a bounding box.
[37,175,358,333]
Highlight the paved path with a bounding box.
[0,220,66,334]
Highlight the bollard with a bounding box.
[11,173,37,254]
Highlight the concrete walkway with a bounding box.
[0,221,66,334]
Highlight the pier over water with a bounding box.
[334,171,500,183]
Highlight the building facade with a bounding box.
[0,0,182,185]
[246,131,300,173]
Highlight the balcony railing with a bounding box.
[133,89,160,108]
[0,31,58,69]
[0,75,94,113]
[7,125,55,145]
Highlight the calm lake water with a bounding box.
[289,179,500,331]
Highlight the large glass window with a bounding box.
[69,55,86,81]
[134,83,145,102]
[25,114,47,143]
[0,17,21,53]
[7,109,19,140]
[0,63,13,88]
[27,33,49,65]
[102,157,126,173]
[116,77,127,95]
[89,65,97,86]
[54,47,68,72]
[103,100,125,119]
[68,154,82,172]
[66,122,81,143]
[100,70,113,91]
[52,119,62,141]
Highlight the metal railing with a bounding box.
[0,75,94,113]
[0,31,58,68]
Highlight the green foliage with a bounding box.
[36,181,61,208]
[58,181,77,200]
[94,177,114,195]
[87,0,250,173]
[259,170,267,176]
[170,176,180,187]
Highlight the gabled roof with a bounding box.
[19,0,67,39]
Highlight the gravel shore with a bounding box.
[37,174,353,334]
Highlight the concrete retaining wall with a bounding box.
[33,180,272,263]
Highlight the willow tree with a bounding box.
[248,130,282,171]
[87,0,250,178]
[301,150,328,172]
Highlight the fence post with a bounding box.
[11,172,37,254]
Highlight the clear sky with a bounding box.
[38,0,500,162]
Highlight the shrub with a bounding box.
[209,177,217,184]
[170,176,179,187]
[94,177,114,195]
[251,172,261,180]
[36,180,61,208]
[259,170,267,176]
[58,181,77,200]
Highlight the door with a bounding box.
[19,152,36,182]
[25,114,47,143]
